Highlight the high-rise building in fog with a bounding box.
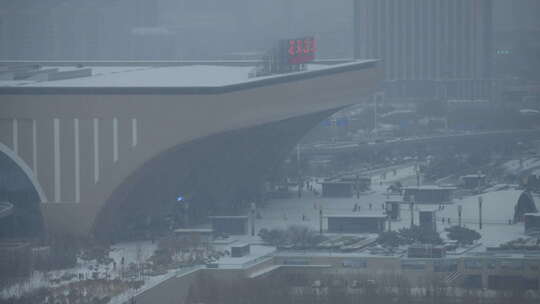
[493,0,540,31]
[492,0,540,83]
[0,0,353,60]
[354,0,494,101]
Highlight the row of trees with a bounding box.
[258,224,481,250]
[0,236,82,288]
[258,226,326,249]
[150,235,221,267]
[377,225,481,248]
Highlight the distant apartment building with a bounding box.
[493,0,540,32]
[353,0,494,101]
[493,0,540,87]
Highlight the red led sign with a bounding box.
[284,37,316,64]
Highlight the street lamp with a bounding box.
[458,205,463,228]
[177,195,190,228]
[478,196,483,230]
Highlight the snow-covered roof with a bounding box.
[0,60,376,89]
[173,228,213,233]
[320,181,355,185]
[380,109,416,118]
[461,174,487,179]
[520,109,540,115]
[325,214,387,218]
[403,185,457,190]
[231,243,250,247]
[209,215,249,219]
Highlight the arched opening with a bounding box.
[0,151,45,240]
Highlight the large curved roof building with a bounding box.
[0,60,382,240]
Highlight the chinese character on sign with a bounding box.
[288,40,296,56]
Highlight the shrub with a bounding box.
[397,226,443,245]
[445,226,481,245]
[377,231,405,248]
[258,226,326,248]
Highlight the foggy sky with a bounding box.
[0,0,538,60]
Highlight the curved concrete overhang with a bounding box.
[0,60,383,238]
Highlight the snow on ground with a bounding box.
[438,190,519,223]
[108,266,202,304]
[1,270,71,299]
[1,256,112,299]
[3,161,535,301]
[1,241,159,299]
[256,165,415,233]
[109,241,157,266]
[372,165,416,185]
[502,157,540,175]
[436,189,531,250]
[214,245,275,268]
[109,242,276,302]
[255,165,532,253]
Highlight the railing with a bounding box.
[117,265,203,304]
[436,217,511,226]
[0,202,13,218]
[444,271,462,284]
[215,253,275,269]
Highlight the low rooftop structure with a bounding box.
[524,213,540,235]
[487,237,540,252]
[0,60,375,88]
[230,243,251,258]
[460,174,487,189]
[407,245,446,258]
[403,185,456,204]
[385,201,402,220]
[418,209,438,233]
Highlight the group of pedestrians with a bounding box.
[440,217,452,225]
[352,202,386,212]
